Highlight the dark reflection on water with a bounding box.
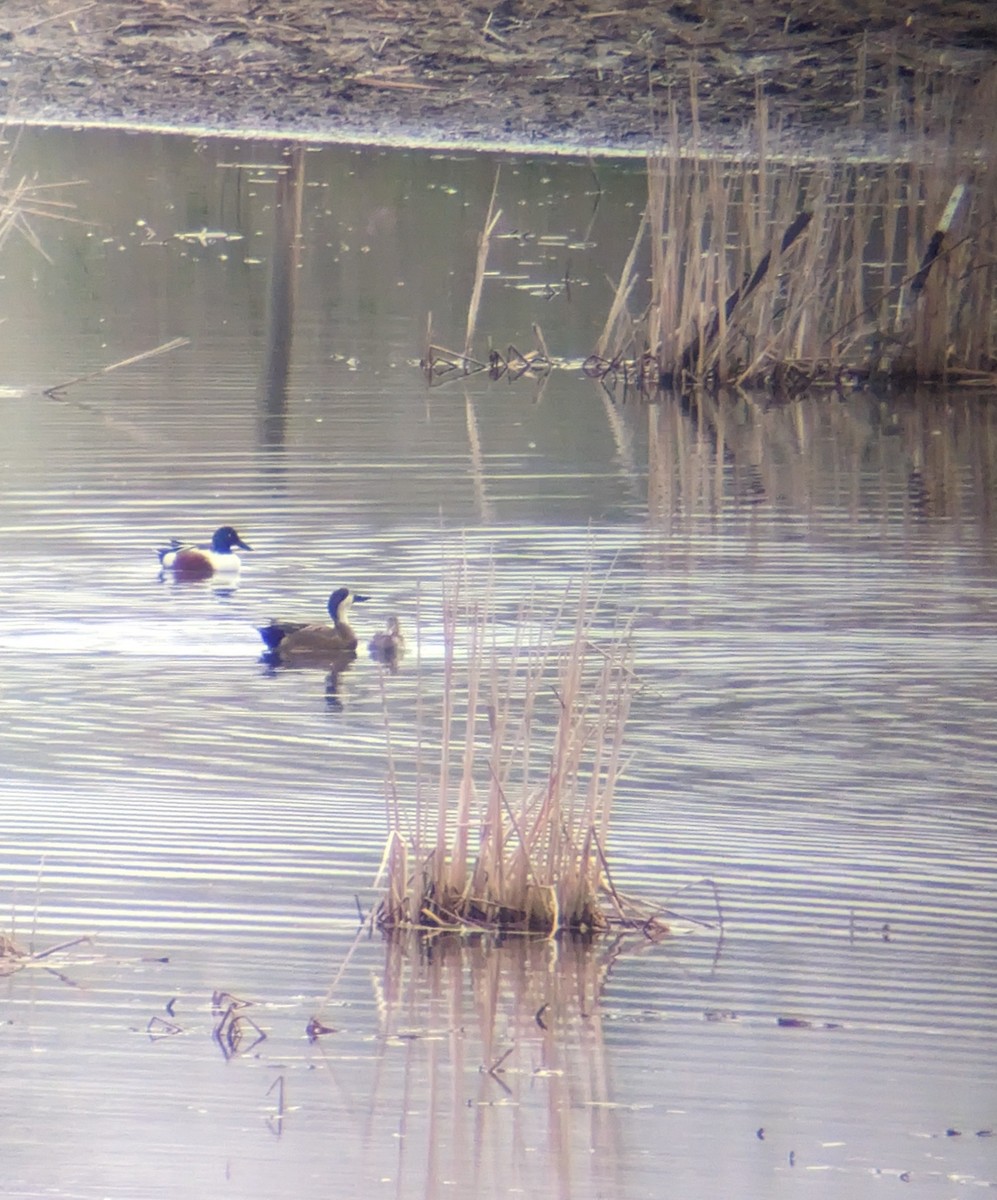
[260,142,306,453]
[1,127,996,1199]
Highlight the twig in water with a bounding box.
[43,337,190,397]
[147,1015,183,1040]
[487,1047,515,1075]
[483,1047,514,1095]
[266,1075,286,1137]
[29,934,94,960]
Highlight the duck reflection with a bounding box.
[258,643,359,712]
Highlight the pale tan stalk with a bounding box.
[464,168,502,358]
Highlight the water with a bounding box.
[1,127,995,1200]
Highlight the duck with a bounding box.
[158,526,252,580]
[258,586,369,665]
[368,615,405,665]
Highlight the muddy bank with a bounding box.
[2,1,996,153]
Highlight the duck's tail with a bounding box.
[156,538,183,565]
[257,622,287,652]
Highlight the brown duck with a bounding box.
[258,587,369,665]
[368,615,405,665]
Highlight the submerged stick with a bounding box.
[424,343,489,380]
[10,3,95,34]
[43,336,190,397]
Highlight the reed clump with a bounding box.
[589,71,997,394]
[375,576,640,936]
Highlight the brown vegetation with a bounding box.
[583,67,997,392]
[372,572,663,936]
[2,1,996,152]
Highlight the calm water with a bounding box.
[1,128,995,1200]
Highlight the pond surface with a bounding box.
[1,128,995,1200]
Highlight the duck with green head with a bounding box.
[258,586,369,665]
[157,525,252,580]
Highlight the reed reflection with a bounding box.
[316,935,661,1200]
[643,388,997,552]
[259,143,306,452]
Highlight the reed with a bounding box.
[464,166,502,359]
[588,67,997,393]
[375,571,640,936]
[0,132,88,261]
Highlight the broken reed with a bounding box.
[0,133,87,261]
[592,79,997,392]
[376,577,633,935]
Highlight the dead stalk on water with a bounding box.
[0,133,90,262]
[43,337,191,397]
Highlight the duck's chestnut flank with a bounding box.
[157,525,252,579]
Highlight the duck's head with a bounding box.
[328,587,369,623]
[212,526,252,554]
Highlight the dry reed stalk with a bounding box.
[595,207,647,359]
[375,572,637,935]
[464,167,502,359]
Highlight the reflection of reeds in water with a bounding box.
[376,573,640,935]
[591,71,997,390]
[0,136,193,402]
[351,936,628,1200]
[643,389,997,548]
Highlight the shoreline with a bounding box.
[10,112,964,166]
